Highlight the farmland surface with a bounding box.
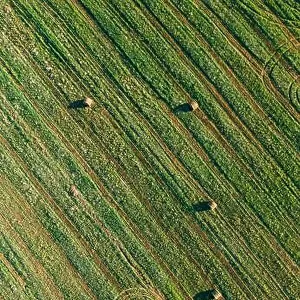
[0,0,299,299]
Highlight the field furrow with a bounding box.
[0,0,299,299]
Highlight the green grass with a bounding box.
[0,0,299,299]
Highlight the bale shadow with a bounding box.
[174,103,192,113]
[193,290,214,300]
[68,100,86,109]
[193,202,211,212]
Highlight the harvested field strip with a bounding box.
[238,0,300,33]
[0,41,197,292]
[111,0,290,173]
[0,175,119,299]
[131,0,300,183]
[98,88,300,290]
[201,1,299,104]
[68,0,300,233]
[0,56,191,298]
[0,237,26,293]
[1,16,298,286]
[144,0,299,136]
[0,0,299,299]
[99,72,300,275]
[69,0,296,202]
[237,0,299,45]
[2,0,300,272]
[0,181,78,300]
[169,0,300,143]
[106,0,300,212]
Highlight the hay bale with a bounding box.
[3,5,12,14]
[83,97,94,108]
[211,289,222,300]
[69,185,79,197]
[189,101,199,111]
[208,201,217,210]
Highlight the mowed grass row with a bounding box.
[204,0,300,113]
[64,0,300,239]
[0,80,191,299]
[0,178,87,300]
[0,224,34,300]
[5,0,300,296]
[168,0,300,138]
[4,0,300,290]
[120,0,299,182]
[0,32,253,299]
[6,0,300,276]
[101,0,299,219]
[0,0,300,298]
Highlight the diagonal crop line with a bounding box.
[262,39,300,113]
[239,0,300,28]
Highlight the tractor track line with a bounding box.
[5,0,298,296]
[9,0,300,282]
[200,1,299,118]
[164,0,299,122]
[262,40,300,113]
[8,3,264,296]
[108,0,299,195]
[0,211,65,299]
[128,0,300,217]
[0,45,191,297]
[154,0,299,166]
[0,132,112,299]
[177,0,300,126]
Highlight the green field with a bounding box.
[0,0,299,299]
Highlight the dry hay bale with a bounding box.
[3,5,12,14]
[69,185,79,197]
[208,201,217,210]
[189,101,199,111]
[83,97,94,108]
[211,289,222,300]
